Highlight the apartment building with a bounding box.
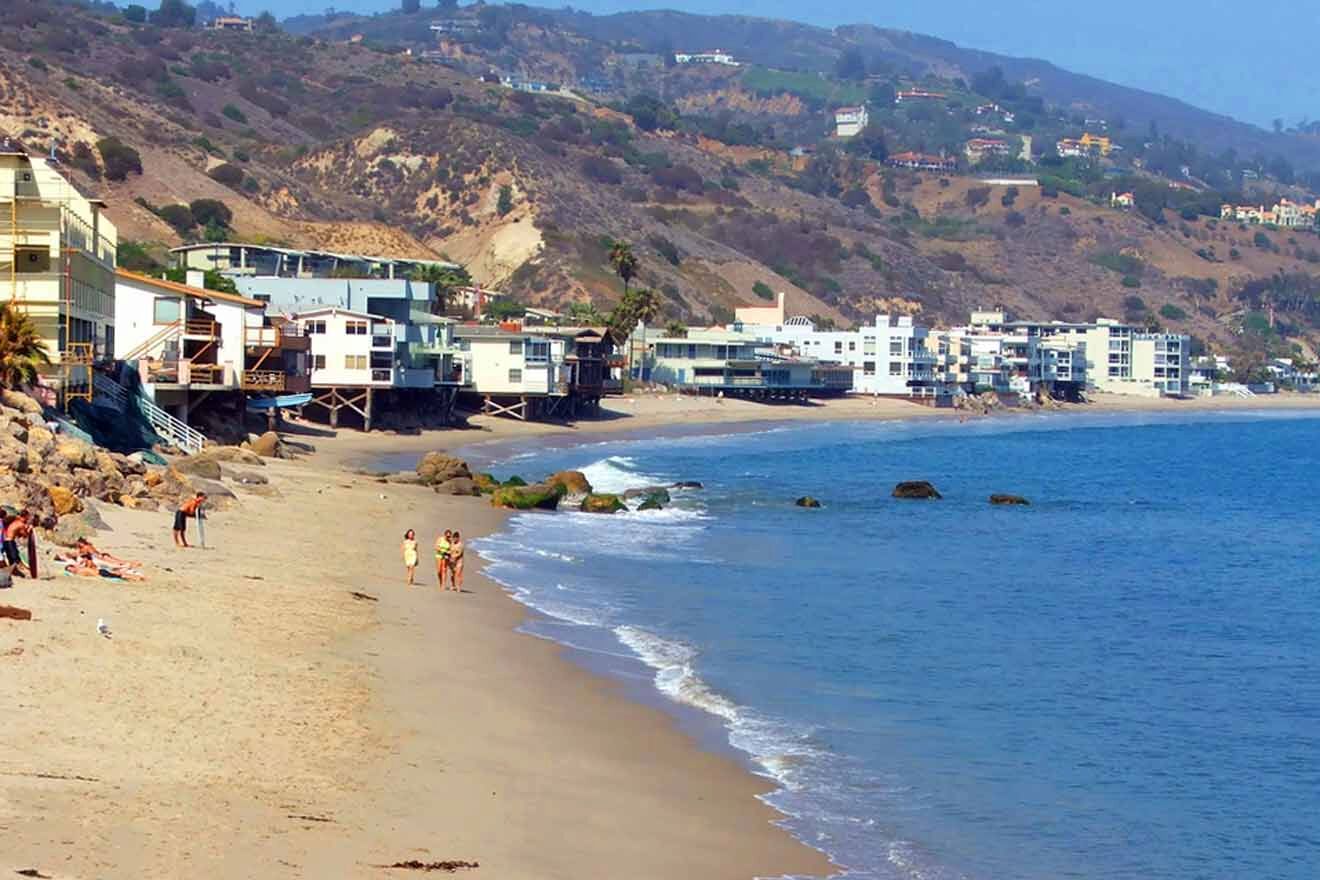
[0,145,117,402]
[834,105,869,138]
[172,242,457,280]
[646,327,850,397]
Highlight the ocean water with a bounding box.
[463,413,1320,880]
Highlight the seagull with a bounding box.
[96,618,111,639]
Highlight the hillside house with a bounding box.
[975,103,1016,124]
[895,89,946,104]
[834,105,869,138]
[171,242,457,280]
[887,151,956,172]
[210,15,254,31]
[674,50,739,66]
[1220,198,1320,228]
[0,145,117,406]
[1111,191,1135,209]
[1056,133,1112,158]
[964,138,1012,164]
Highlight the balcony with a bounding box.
[184,319,220,339]
[244,326,281,348]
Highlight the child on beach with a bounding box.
[448,531,464,592]
[402,529,419,585]
[435,529,452,590]
[172,492,207,548]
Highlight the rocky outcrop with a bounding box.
[989,494,1030,506]
[384,471,425,485]
[546,470,593,497]
[623,486,671,504]
[46,484,83,516]
[436,477,482,496]
[893,481,942,500]
[473,473,500,494]
[490,483,564,511]
[580,493,626,514]
[795,496,822,508]
[673,481,704,490]
[416,451,472,486]
[173,456,223,481]
[197,446,266,467]
[248,431,284,458]
[636,494,667,511]
[1,389,44,416]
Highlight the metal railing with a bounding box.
[92,372,207,455]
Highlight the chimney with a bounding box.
[186,269,206,289]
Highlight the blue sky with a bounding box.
[237,0,1317,130]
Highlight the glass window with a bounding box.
[687,344,697,359]
[889,361,902,376]
[863,338,876,355]
[344,354,367,370]
[848,340,856,352]
[889,339,903,355]
[312,354,326,370]
[153,298,181,324]
[863,361,876,376]
[834,341,843,354]
[526,340,550,363]
[509,340,523,355]
[508,368,522,383]
[346,320,368,335]
[306,320,326,335]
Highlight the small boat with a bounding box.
[245,393,313,411]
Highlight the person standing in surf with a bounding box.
[401,529,419,586]
[435,529,452,590]
[449,531,465,592]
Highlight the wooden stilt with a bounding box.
[364,386,374,432]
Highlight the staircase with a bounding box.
[92,372,208,455]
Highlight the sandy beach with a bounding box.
[4,389,1320,879]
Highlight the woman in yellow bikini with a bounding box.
[449,531,465,592]
[401,529,419,585]
[435,529,452,590]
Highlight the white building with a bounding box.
[741,315,942,398]
[293,307,405,388]
[674,49,739,66]
[834,105,869,138]
[645,327,848,396]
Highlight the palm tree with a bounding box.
[411,263,473,314]
[608,241,638,295]
[0,302,50,389]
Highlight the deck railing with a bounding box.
[185,319,220,337]
[242,370,286,391]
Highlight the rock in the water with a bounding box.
[989,494,1030,506]
[435,477,482,496]
[795,496,823,508]
[546,470,593,497]
[249,431,283,458]
[173,456,223,480]
[490,483,563,511]
[46,484,83,516]
[1,389,44,416]
[580,493,626,514]
[672,481,704,490]
[416,451,472,486]
[623,486,671,504]
[892,481,942,500]
[636,494,667,511]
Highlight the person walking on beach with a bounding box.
[3,510,32,577]
[435,529,452,589]
[402,529,419,586]
[173,492,207,548]
[448,531,465,592]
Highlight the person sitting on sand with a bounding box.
[173,492,207,548]
[448,531,465,593]
[435,529,452,590]
[3,510,32,577]
[402,529,419,586]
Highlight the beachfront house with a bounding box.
[0,143,117,406]
[645,327,850,399]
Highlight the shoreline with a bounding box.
[1,437,835,878]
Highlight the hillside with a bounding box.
[5,0,1320,365]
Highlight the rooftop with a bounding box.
[116,270,265,308]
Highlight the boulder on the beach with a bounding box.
[249,431,283,459]
[198,445,265,467]
[416,451,471,486]
[188,477,238,510]
[45,484,83,517]
[546,470,593,497]
[384,471,424,485]
[490,483,564,511]
[54,437,98,470]
[173,456,223,481]
[579,493,626,514]
[1,389,44,417]
[0,605,32,621]
[228,469,269,486]
[49,502,109,546]
[436,477,482,496]
[989,494,1030,506]
[121,495,159,512]
[892,481,942,500]
[473,472,500,494]
[672,481,704,490]
[795,496,823,508]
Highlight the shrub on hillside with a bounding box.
[116,55,167,85]
[189,199,232,229]
[840,188,872,210]
[157,204,196,235]
[752,281,775,301]
[70,142,100,179]
[965,186,991,209]
[1159,303,1188,321]
[580,155,622,185]
[651,164,703,192]
[208,163,244,188]
[221,104,247,124]
[649,235,681,266]
[123,4,148,22]
[96,137,143,181]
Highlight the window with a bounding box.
[345,320,368,335]
[863,338,876,355]
[525,340,550,363]
[509,340,523,355]
[345,354,367,370]
[153,297,181,324]
[834,341,843,355]
[889,361,902,376]
[848,340,856,352]
[687,344,697,359]
[889,339,903,356]
[306,320,327,335]
[863,361,876,376]
[508,368,523,383]
[312,354,326,370]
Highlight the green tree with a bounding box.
[608,241,638,294]
[411,263,473,313]
[124,4,148,23]
[188,198,232,229]
[834,48,867,82]
[0,303,51,389]
[165,267,239,294]
[151,0,197,28]
[496,185,513,217]
[254,11,278,31]
[566,301,606,324]
[665,320,687,338]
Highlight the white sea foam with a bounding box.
[578,455,669,494]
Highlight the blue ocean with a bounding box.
[460,413,1320,879]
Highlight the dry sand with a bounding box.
[0,450,834,879]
